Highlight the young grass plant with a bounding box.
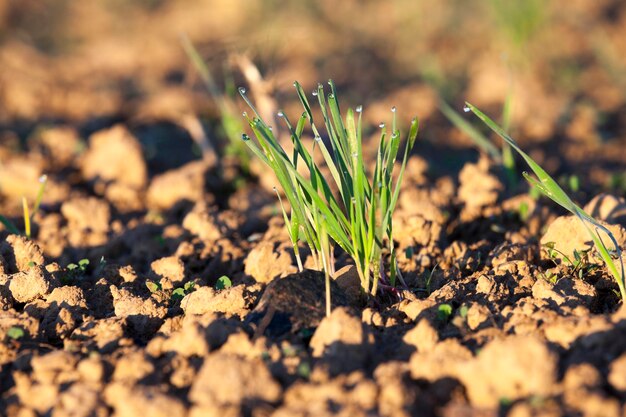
[0,175,48,239]
[439,89,517,188]
[465,103,626,301]
[180,35,250,172]
[239,80,418,309]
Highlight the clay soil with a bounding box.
[2,1,626,416]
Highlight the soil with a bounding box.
[2,1,626,416]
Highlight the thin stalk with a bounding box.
[22,197,30,239]
[466,102,626,302]
[501,90,516,189]
[319,219,332,317]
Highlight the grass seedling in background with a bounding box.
[486,0,546,58]
[439,89,517,188]
[0,175,48,239]
[180,35,251,173]
[465,103,626,301]
[239,80,418,310]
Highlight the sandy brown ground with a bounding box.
[1,1,626,416]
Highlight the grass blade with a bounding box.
[439,99,501,160]
[466,102,626,301]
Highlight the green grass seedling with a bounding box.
[181,34,250,172]
[439,89,517,188]
[239,80,418,309]
[0,175,48,239]
[465,103,626,301]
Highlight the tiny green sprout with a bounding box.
[67,259,89,272]
[297,361,311,379]
[215,275,232,290]
[422,263,440,295]
[518,201,530,221]
[437,304,453,321]
[171,281,196,302]
[7,326,25,340]
[0,215,20,235]
[93,256,107,276]
[0,174,48,238]
[63,258,90,284]
[171,288,186,301]
[543,242,559,260]
[458,304,469,319]
[27,261,36,268]
[440,94,517,189]
[608,172,626,192]
[529,182,542,200]
[466,103,626,301]
[181,34,250,172]
[542,270,558,285]
[569,175,580,192]
[146,281,162,293]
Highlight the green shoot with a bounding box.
[63,258,90,284]
[465,103,626,301]
[439,99,500,161]
[440,94,517,189]
[0,174,48,239]
[0,215,21,235]
[6,326,25,341]
[437,304,453,321]
[146,281,162,293]
[215,275,232,290]
[274,186,304,272]
[501,89,517,188]
[22,197,30,238]
[319,219,331,317]
[486,0,546,54]
[180,34,250,171]
[239,80,418,304]
[171,282,196,302]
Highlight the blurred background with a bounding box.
[1,0,626,188]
